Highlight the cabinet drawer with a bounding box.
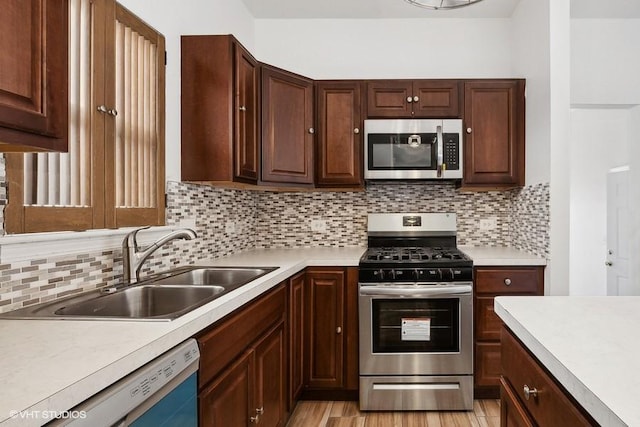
[501,327,597,427]
[500,377,535,427]
[475,267,542,294]
[197,284,286,388]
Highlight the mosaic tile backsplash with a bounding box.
[0,177,549,313]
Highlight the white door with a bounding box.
[606,167,631,295]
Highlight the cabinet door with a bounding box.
[0,0,68,151]
[288,272,305,406]
[366,80,413,118]
[305,268,345,389]
[254,323,285,427]
[199,350,254,427]
[413,80,460,118]
[234,43,259,182]
[315,81,363,187]
[261,65,314,184]
[463,80,525,187]
[475,342,502,388]
[500,378,535,427]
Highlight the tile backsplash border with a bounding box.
[0,166,549,313]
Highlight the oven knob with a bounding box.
[387,269,396,280]
[373,269,385,280]
[412,269,422,280]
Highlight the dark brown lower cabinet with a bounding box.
[303,267,358,399]
[474,266,544,399]
[288,272,305,408]
[501,326,598,427]
[197,284,286,427]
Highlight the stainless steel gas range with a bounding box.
[358,213,473,411]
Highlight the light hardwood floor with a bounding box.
[286,400,500,427]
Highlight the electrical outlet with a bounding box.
[179,218,196,229]
[479,217,498,231]
[225,221,236,233]
[310,219,327,232]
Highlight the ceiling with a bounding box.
[241,0,640,19]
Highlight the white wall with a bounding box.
[569,108,630,295]
[117,0,256,183]
[571,19,640,105]
[253,19,512,79]
[568,18,640,295]
[509,0,551,186]
[548,0,572,296]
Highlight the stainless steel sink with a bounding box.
[0,266,277,321]
[147,267,276,287]
[55,285,226,319]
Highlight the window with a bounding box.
[5,0,165,233]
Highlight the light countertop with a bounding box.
[495,296,640,427]
[460,246,546,266]
[0,247,365,427]
[0,244,542,426]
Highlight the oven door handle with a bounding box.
[359,284,472,297]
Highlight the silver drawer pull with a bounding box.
[336,326,342,334]
[504,278,512,286]
[523,384,538,400]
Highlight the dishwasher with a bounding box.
[49,339,200,427]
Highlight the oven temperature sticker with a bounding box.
[401,318,431,341]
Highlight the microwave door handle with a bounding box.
[436,125,444,178]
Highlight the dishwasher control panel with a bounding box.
[49,339,200,426]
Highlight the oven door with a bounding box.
[358,284,473,376]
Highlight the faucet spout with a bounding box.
[122,227,197,284]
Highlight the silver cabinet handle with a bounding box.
[523,384,538,400]
[504,278,512,286]
[354,128,360,134]
[406,96,413,103]
[308,127,315,134]
[413,96,419,102]
[97,105,109,114]
[108,108,118,117]
[466,127,472,134]
[250,415,259,424]
[605,261,613,267]
[336,326,342,334]
[239,105,247,111]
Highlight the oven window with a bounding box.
[368,133,436,170]
[372,298,460,353]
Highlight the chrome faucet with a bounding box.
[122,226,197,284]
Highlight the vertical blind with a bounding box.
[23,0,159,210]
[115,18,158,209]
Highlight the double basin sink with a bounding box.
[1,266,277,321]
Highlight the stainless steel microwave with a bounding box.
[364,119,463,180]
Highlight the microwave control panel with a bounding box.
[443,134,460,170]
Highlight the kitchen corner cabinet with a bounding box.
[288,272,305,408]
[474,266,544,399]
[500,326,598,427]
[0,0,68,152]
[303,267,359,397]
[463,80,525,188]
[261,65,314,185]
[197,284,286,427]
[315,81,364,188]
[366,80,460,118]
[181,35,259,184]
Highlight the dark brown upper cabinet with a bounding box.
[261,65,314,185]
[315,81,363,188]
[0,0,68,152]
[181,35,259,184]
[366,80,460,118]
[462,80,525,188]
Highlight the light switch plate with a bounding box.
[310,219,327,232]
